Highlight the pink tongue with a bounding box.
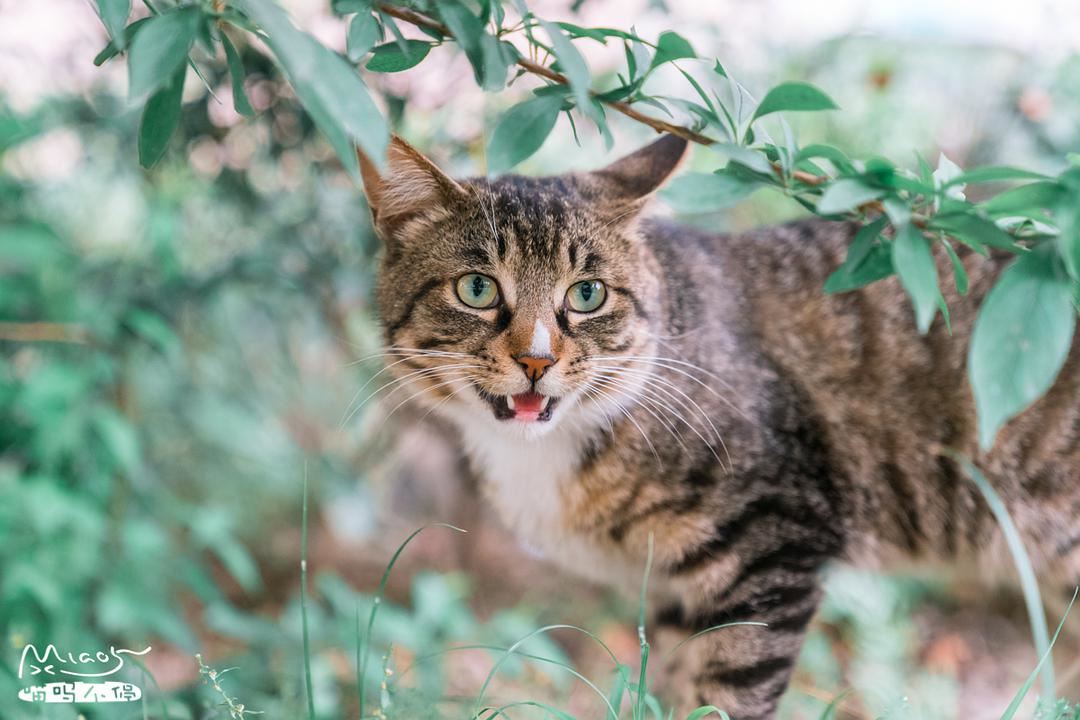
[513,392,545,414]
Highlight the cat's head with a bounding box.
[359,134,687,437]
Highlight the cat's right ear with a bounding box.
[357,136,467,233]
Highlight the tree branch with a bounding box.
[374,3,716,146]
[372,1,929,227]
[0,322,91,344]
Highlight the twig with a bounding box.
[374,3,715,146]
[0,322,91,344]
[371,2,935,227]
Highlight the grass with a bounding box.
[949,451,1057,706]
[209,452,1076,720]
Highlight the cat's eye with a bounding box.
[565,280,607,313]
[455,273,500,309]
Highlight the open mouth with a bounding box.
[479,390,560,422]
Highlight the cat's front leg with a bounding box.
[654,572,824,719]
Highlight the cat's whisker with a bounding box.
[381,375,474,426]
[418,381,473,423]
[580,393,616,437]
[581,381,661,468]
[575,381,617,435]
[344,347,474,368]
[341,352,475,418]
[343,361,477,421]
[594,369,730,472]
[593,353,738,394]
[589,374,689,453]
[593,356,754,426]
[341,364,479,426]
[593,364,733,466]
[595,205,641,233]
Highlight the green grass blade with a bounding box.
[664,622,768,659]
[358,523,466,717]
[818,689,851,720]
[471,625,622,720]
[301,465,316,720]
[949,451,1055,705]
[686,706,732,720]
[634,534,655,720]
[999,590,1076,720]
[478,700,575,719]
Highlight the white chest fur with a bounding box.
[456,417,638,587]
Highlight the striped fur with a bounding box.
[360,136,1080,718]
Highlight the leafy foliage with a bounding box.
[87,0,1079,448]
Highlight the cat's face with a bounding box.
[359,135,687,438]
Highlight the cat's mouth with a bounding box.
[479,389,560,422]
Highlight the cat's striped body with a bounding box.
[359,136,1080,718]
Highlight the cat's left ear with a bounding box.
[357,136,467,233]
[585,134,689,206]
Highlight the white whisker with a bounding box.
[589,374,688,453]
[382,375,473,426]
[594,368,730,472]
[341,364,479,426]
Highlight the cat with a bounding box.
[357,134,1080,718]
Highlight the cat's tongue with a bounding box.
[510,391,546,419]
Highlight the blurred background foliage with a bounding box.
[2,0,1080,718]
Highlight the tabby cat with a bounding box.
[357,134,1080,718]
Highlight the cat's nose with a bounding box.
[515,355,556,382]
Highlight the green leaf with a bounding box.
[436,0,487,85]
[539,20,595,121]
[941,238,969,295]
[365,39,433,72]
[931,212,1018,251]
[824,244,893,293]
[751,81,838,121]
[816,178,884,215]
[236,0,387,177]
[892,224,941,333]
[882,196,911,227]
[661,172,764,213]
[93,17,150,65]
[970,247,1076,449]
[796,143,855,174]
[346,12,381,61]
[332,0,372,13]
[486,94,564,174]
[556,23,636,42]
[715,143,773,176]
[945,166,1051,187]
[127,6,200,101]
[837,215,888,271]
[686,707,731,720]
[478,36,515,91]
[137,64,186,168]
[1057,194,1080,282]
[649,31,695,69]
[92,407,141,475]
[221,34,255,117]
[95,0,131,50]
[982,181,1065,215]
[0,109,43,152]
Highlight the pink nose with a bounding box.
[516,356,555,382]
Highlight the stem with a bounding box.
[370,3,946,228]
[374,2,714,146]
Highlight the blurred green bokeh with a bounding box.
[2,1,1080,718]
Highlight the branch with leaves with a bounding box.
[90,0,1079,449]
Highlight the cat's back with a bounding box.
[641,214,1080,568]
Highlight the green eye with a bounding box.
[565,280,607,313]
[455,273,500,309]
